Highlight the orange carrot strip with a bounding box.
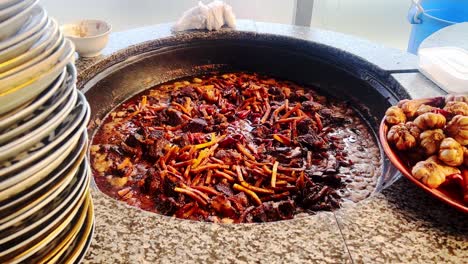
[205,170,213,184]
[191,164,230,174]
[174,187,208,206]
[240,181,274,194]
[281,103,301,119]
[273,134,291,146]
[235,165,245,182]
[314,112,323,131]
[236,143,255,160]
[213,170,235,182]
[192,186,221,196]
[260,101,271,123]
[233,184,262,205]
[271,161,279,187]
[254,177,264,187]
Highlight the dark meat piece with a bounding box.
[263,200,296,221]
[268,86,285,101]
[165,109,185,126]
[302,101,323,113]
[243,200,296,222]
[247,205,267,223]
[223,86,239,102]
[228,192,249,211]
[120,142,142,159]
[320,108,351,125]
[252,125,270,139]
[298,132,327,150]
[214,149,241,163]
[289,90,311,102]
[215,182,235,196]
[146,138,170,160]
[297,118,317,135]
[177,86,199,100]
[124,134,141,148]
[143,167,163,194]
[183,118,208,132]
[145,129,164,141]
[218,134,244,148]
[172,134,190,147]
[155,195,179,215]
[211,195,237,217]
[308,170,342,187]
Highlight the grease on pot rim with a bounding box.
[90,72,381,223]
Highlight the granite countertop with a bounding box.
[80,21,467,264]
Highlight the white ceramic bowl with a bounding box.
[61,19,111,57]
[0,0,39,40]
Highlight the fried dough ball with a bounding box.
[385,106,406,125]
[412,156,461,188]
[443,101,468,116]
[387,122,421,151]
[419,129,445,156]
[446,115,468,145]
[438,137,464,166]
[413,112,446,130]
[398,99,421,119]
[445,94,468,104]
[416,104,435,116]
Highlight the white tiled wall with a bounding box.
[41,0,412,50]
[311,0,413,50]
[40,0,295,31]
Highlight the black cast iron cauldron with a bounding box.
[81,30,407,198]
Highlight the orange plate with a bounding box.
[379,118,468,213]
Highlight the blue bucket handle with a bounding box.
[408,0,425,24]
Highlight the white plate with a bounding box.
[0,35,67,92]
[13,190,91,264]
[0,0,22,10]
[0,17,50,66]
[0,63,73,130]
[0,76,73,144]
[0,0,38,40]
[0,18,57,72]
[0,84,76,162]
[0,20,62,78]
[0,164,89,262]
[0,90,88,178]
[0,0,34,22]
[0,155,88,246]
[0,123,80,207]
[0,91,88,197]
[0,129,87,213]
[0,39,75,115]
[0,4,46,51]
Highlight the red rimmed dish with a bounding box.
[379,118,468,213]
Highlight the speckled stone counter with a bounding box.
[79,21,467,264]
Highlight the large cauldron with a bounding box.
[82,30,408,197]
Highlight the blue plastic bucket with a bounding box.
[407,0,468,54]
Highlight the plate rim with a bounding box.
[0,157,88,247]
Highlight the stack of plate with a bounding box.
[0,1,93,263]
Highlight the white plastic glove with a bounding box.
[172,1,236,32]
